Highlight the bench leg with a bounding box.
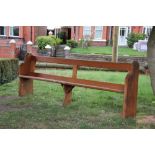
[62,84,74,106]
[123,75,138,118]
[19,78,33,96]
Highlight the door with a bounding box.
[118,27,130,46]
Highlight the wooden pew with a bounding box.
[19,53,139,118]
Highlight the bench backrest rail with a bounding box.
[36,55,133,72]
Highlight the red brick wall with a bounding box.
[73,26,109,40]
[72,26,108,46]
[0,38,24,47]
[33,26,47,43]
[23,26,32,42]
[71,26,146,47]
[103,26,107,40]
[132,26,143,33]
[0,26,24,47]
[91,41,107,46]
[0,26,47,45]
[79,26,83,40]
[32,46,38,55]
[0,46,16,58]
[0,26,47,58]
[19,26,23,38]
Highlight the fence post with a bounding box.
[64,46,71,58]
[45,44,52,56]
[9,39,16,58]
[27,41,33,54]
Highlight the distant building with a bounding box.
[58,26,152,46]
[0,26,47,46]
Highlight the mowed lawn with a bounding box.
[0,69,155,129]
[71,46,147,57]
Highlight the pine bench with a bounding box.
[19,53,139,118]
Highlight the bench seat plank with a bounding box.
[19,72,124,93]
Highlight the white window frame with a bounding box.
[9,26,20,37]
[0,26,6,36]
[94,26,103,40]
[83,26,91,37]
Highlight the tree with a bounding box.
[147,26,155,95]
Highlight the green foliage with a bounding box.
[66,39,78,48]
[0,59,18,85]
[78,38,93,48]
[126,32,146,48]
[78,38,84,47]
[36,35,62,50]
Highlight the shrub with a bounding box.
[66,40,78,48]
[36,35,62,50]
[78,38,92,48]
[0,58,18,85]
[126,32,146,48]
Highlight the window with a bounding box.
[95,26,103,39]
[0,26,6,36]
[10,26,19,37]
[120,28,126,36]
[83,26,91,37]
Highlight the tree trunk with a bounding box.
[112,26,119,62]
[147,26,155,95]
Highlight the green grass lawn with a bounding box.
[71,46,147,57]
[0,69,155,129]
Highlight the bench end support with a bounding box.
[62,84,74,106]
[19,78,33,96]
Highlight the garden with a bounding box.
[34,32,147,57]
[69,32,147,57]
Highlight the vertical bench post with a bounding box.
[62,84,74,106]
[19,54,36,96]
[19,78,33,96]
[61,65,78,106]
[123,61,139,118]
[72,65,78,79]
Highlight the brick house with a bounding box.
[68,26,152,46]
[0,26,47,46]
[0,26,47,58]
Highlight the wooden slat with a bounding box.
[36,55,132,71]
[123,61,139,118]
[72,65,78,79]
[19,72,124,93]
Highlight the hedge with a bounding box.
[0,58,19,85]
[66,39,78,48]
